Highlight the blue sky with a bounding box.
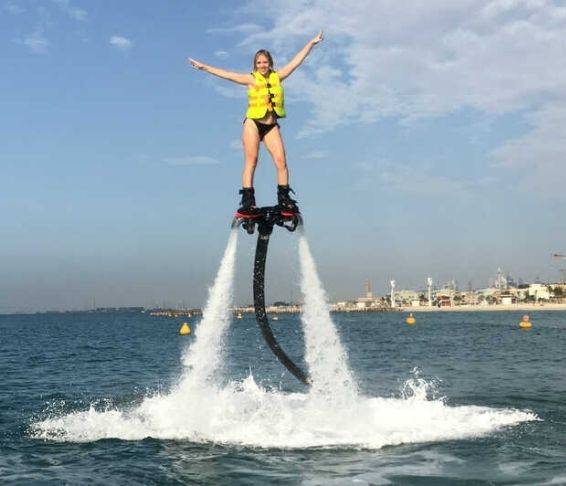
[2,0,566,312]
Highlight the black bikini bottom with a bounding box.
[248,119,279,141]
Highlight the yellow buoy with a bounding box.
[406,313,416,325]
[179,322,191,335]
[519,315,532,329]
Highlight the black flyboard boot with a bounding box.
[277,185,300,216]
[235,187,261,219]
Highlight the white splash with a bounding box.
[298,234,357,397]
[30,374,536,447]
[179,228,239,387]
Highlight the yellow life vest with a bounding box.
[246,71,286,119]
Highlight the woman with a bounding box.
[189,31,323,218]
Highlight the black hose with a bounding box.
[253,232,310,385]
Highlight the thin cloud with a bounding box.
[232,0,566,130]
[164,156,221,167]
[353,160,480,198]
[207,23,264,35]
[68,8,87,21]
[209,80,245,100]
[4,3,25,14]
[491,102,566,198]
[52,0,87,21]
[379,166,471,198]
[109,35,133,51]
[22,32,50,54]
[230,139,243,150]
[13,1,86,55]
[302,150,328,160]
[214,50,230,59]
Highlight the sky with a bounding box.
[1,0,566,313]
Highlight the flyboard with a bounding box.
[232,207,310,385]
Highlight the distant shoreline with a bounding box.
[398,303,566,312]
[3,303,566,317]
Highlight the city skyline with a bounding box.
[3,266,564,314]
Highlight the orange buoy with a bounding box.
[519,315,532,329]
[406,313,416,325]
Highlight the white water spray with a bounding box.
[30,228,537,448]
[298,234,357,397]
[180,229,238,387]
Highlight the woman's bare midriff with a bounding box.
[252,111,278,124]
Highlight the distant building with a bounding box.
[528,284,551,301]
[494,268,508,290]
[357,279,375,307]
[395,290,421,307]
[435,287,456,307]
[460,290,478,305]
[550,283,566,302]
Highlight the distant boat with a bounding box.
[236,312,243,319]
[271,315,279,321]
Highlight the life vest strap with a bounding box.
[248,102,281,108]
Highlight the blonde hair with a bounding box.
[252,49,274,72]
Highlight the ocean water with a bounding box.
[2,309,565,484]
[1,232,565,485]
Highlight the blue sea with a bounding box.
[1,310,565,485]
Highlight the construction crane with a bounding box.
[552,253,566,283]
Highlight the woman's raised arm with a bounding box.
[188,58,254,85]
[277,31,323,81]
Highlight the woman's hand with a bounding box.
[188,58,206,70]
[279,31,324,80]
[311,31,323,45]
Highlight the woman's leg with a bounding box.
[242,119,260,187]
[262,126,288,186]
[263,126,298,213]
